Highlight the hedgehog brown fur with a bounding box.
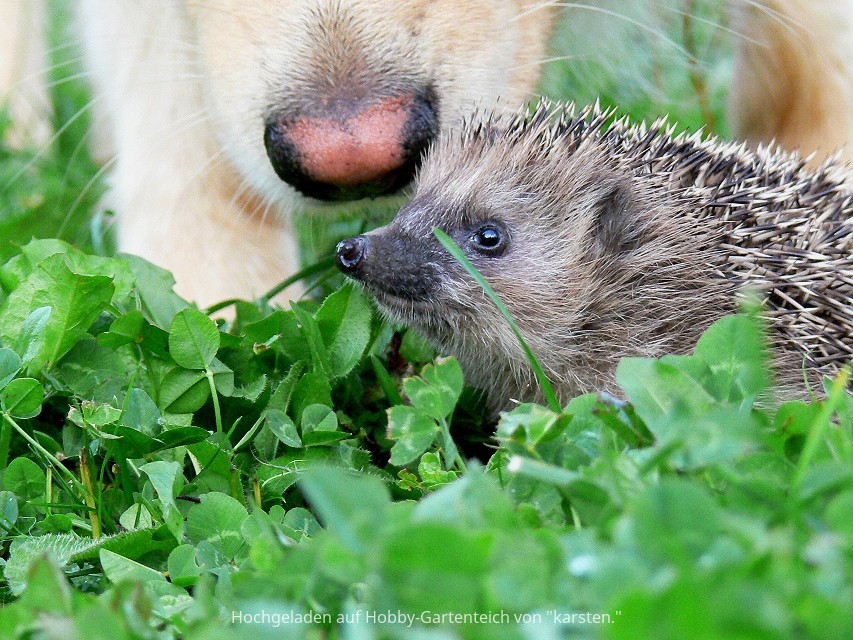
[336,102,853,410]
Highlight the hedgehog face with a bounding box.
[333,199,524,333]
[333,143,637,387]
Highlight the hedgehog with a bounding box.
[335,102,853,410]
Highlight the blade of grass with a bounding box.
[79,447,101,538]
[261,255,336,303]
[203,255,336,315]
[506,455,580,486]
[370,355,404,406]
[432,227,561,412]
[205,368,224,434]
[793,366,851,496]
[2,411,86,496]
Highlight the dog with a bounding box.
[2,1,851,306]
[729,0,853,161]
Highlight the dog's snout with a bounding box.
[335,235,367,273]
[264,91,437,201]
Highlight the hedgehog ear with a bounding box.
[591,179,642,255]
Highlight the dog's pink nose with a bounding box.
[265,92,436,201]
[288,98,410,185]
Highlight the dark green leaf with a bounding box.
[399,330,436,363]
[123,255,189,329]
[168,308,220,370]
[299,466,390,552]
[694,313,770,403]
[14,306,51,366]
[186,492,249,560]
[0,347,22,389]
[301,430,349,447]
[100,549,166,584]
[632,479,721,565]
[0,490,18,535]
[381,524,491,613]
[4,529,171,595]
[80,401,122,427]
[167,544,202,587]
[121,388,161,437]
[387,405,439,467]
[301,404,338,433]
[290,303,331,375]
[16,556,73,614]
[300,404,347,445]
[370,354,403,405]
[0,254,114,373]
[210,357,234,396]
[0,378,44,419]
[315,283,372,379]
[291,371,332,423]
[403,357,464,421]
[139,461,184,541]
[97,310,146,348]
[118,504,154,531]
[52,337,138,403]
[266,409,302,448]
[159,367,209,414]
[2,457,46,500]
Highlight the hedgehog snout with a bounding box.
[336,229,442,300]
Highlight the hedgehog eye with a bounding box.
[470,224,508,256]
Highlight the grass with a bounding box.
[0,3,104,262]
[1,4,852,640]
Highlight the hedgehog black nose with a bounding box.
[335,236,367,273]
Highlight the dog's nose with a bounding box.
[335,235,367,273]
[264,91,436,201]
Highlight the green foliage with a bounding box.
[539,0,734,137]
[388,357,464,467]
[0,231,849,639]
[2,5,851,639]
[0,5,105,262]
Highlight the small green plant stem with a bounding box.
[79,447,101,538]
[204,255,336,315]
[229,465,241,501]
[253,476,262,509]
[205,368,224,434]
[433,228,561,412]
[97,454,114,535]
[260,255,336,303]
[439,417,465,472]
[136,347,161,407]
[45,467,53,516]
[115,456,136,505]
[0,415,10,470]
[112,377,141,506]
[370,355,404,405]
[297,267,340,300]
[507,455,580,486]
[2,411,84,494]
[65,566,102,579]
[26,501,96,511]
[792,366,851,495]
